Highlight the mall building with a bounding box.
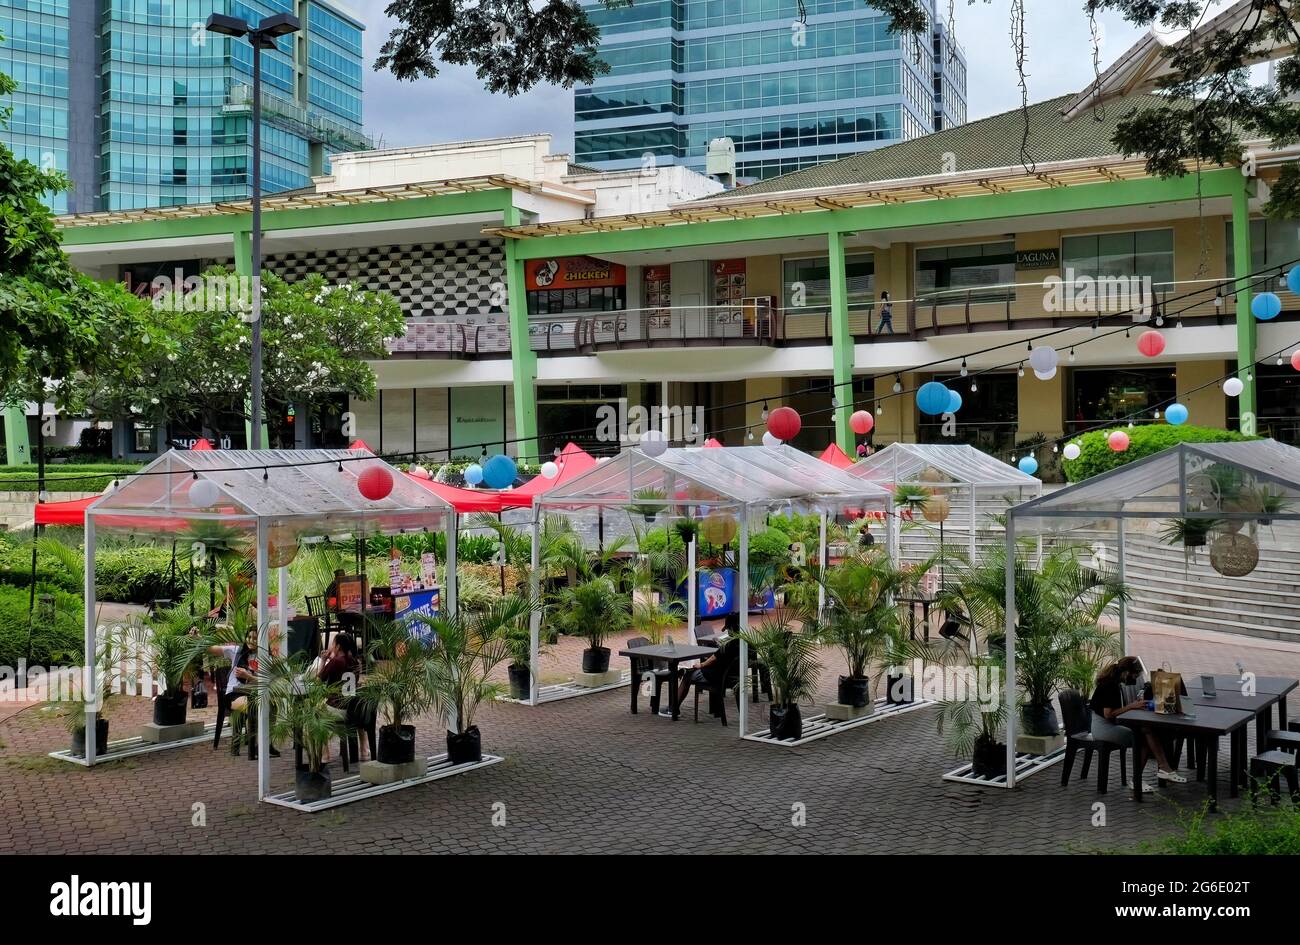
[40,20,1300,469]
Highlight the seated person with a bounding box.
[315,632,368,762]
[208,628,279,758]
[1090,656,1185,790]
[671,638,737,716]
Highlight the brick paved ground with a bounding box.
[2,618,1297,855]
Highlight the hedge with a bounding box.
[0,539,185,603]
[1062,425,1252,482]
[0,463,141,493]
[0,583,84,667]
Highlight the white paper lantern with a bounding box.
[640,429,668,457]
[1063,442,1081,461]
[1223,377,1244,397]
[410,464,428,479]
[540,461,559,479]
[190,478,220,508]
[1028,345,1058,374]
[762,431,783,448]
[1033,366,1057,381]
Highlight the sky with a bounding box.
[348,1,1153,156]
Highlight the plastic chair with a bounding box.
[1059,689,1128,793]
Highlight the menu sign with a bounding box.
[526,256,626,291]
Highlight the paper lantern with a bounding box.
[266,524,298,568]
[1063,442,1081,461]
[1252,292,1282,321]
[1288,265,1300,296]
[357,466,394,501]
[482,454,517,489]
[947,389,963,413]
[762,431,783,448]
[767,406,801,441]
[540,461,559,480]
[1107,430,1130,452]
[919,467,945,484]
[917,381,951,415]
[701,513,738,546]
[463,463,484,486]
[1292,351,1300,372]
[640,429,668,457]
[921,494,950,523]
[1018,455,1039,475]
[190,478,220,508]
[409,464,428,479]
[1028,345,1058,374]
[849,410,874,435]
[1033,367,1057,381]
[1210,532,1259,577]
[1223,377,1244,398]
[1165,403,1189,426]
[1137,330,1166,357]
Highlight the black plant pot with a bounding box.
[152,689,188,727]
[837,675,871,708]
[769,703,803,741]
[885,673,914,705]
[971,738,1008,778]
[377,724,416,765]
[582,646,610,674]
[446,726,482,765]
[1020,702,1059,737]
[507,663,531,700]
[294,765,333,803]
[1185,533,1208,548]
[71,719,110,757]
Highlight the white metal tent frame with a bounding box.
[1001,439,1300,787]
[848,443,1042,565]
[76,449,456,802]
[531,444,893,735]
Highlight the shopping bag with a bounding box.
[1151,668,1183,715]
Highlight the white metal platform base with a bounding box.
[942,745,1067,788]
[742,698,933,747]
[263,752,503,812]
[498,670,631,705]
[48,720,227,767]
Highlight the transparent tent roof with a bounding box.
[849,442,1042,492]
[1009,439,1300,536]
[537,445,892,512]
[87,448,452,540]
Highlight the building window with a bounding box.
[915,241,1015,305]
[782,253,874,309]
[1226,218,1300,276]
[1070,367,1176,432]
[918,372,1018,453]
[1061,229,1174,288]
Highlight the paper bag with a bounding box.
[1151,669,1183,715]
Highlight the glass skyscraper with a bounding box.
[574,0,967,181]
[0,0,367,213]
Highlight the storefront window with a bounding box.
[917,372,1018,454]
[1061,228,1174,287]
[1226,218,1300,276]
[915,241,1014,305]
[1070,367,1176,432]
[1237,364,1300,445]
[782,253,873,309]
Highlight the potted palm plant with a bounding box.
[738,606,821,740]
[129,608,203,728]
[630,487,667,523]
[358,620,435,764]
[258,653,347,802]
[1159,516,1220,550]
[936,651,1009,777]
[549,574,631,674]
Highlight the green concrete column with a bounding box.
[3,404,31,465]
[504,220,539,461]
[1232,174,1257,432]
[233,228,269,448]
[827,229,854,452]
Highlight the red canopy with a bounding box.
[497,443,597,509]
[819,443,855,469]
[349,439,373,452]
[405,474,505,513]
[33,495,210,531]
[702,438,723,448]
[191,438,214,451]
[34,495,96,526]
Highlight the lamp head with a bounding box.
[258,12,301,37]
[204,13,249,37]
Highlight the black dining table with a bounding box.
[1185,680,1298,755]
[619,643,716,721]
[1117,705,1255,811]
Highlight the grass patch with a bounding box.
[0,464,141,494]
[1139,801,1300,854]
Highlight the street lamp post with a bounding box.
[205,12,301,450]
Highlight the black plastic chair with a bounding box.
[1059,689,1128,793]
[1250,750,1299,806]
[305,595,335,647]
[343,696,377,769]
[686,638,742,725]
[625,637,671,713]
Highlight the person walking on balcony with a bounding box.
[876,290,894,335]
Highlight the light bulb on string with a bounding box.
[970,380,978,392]
[1017,363,1024,378]
[1069,348,1076,362]
[761,401,769,421]
[892,375,902,393]
[747,429,755,441]
[959,359,968,377]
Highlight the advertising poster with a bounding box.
[394,587,441,644]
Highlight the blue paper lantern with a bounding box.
[1165,403,1189,426]
[1288,266,1300,296]
[482,454,518,490]
[917,381,951,416]
[947,389,963,414]
[1017,456,1039,475]
[463,463,483,486]
[1252,291,1282,321]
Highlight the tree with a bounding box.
[0,47,151,408]
[67,268,406,445]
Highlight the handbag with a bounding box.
[1151,667,1183,715]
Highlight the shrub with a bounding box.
[0,583,84,667]
[0,463,141,493]
[1062,424,1252,482]
[747,527,792,565]
[639,527,684,556]
[1140,804,1300,855]
[95,547,188,603]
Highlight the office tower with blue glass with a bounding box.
[0,0,367,213]
[574,0,967,181]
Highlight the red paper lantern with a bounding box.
[849,409,874,435]
[1292,351,1300,372]
[1107,430,1130,452]
[357,466,394,501]
[1137,330,1165,358]
[767,406,801,441]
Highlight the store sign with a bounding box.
[526,256,626,291]
[449,385,506,459]
[1015,248,1059,270]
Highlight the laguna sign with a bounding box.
[1015,248,1059,269]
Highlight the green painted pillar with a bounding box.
[3,404,31,465]
[1232,175,1257,432]
[504,216,539,461]
[233,228,269,448]
[827,229,854,452]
